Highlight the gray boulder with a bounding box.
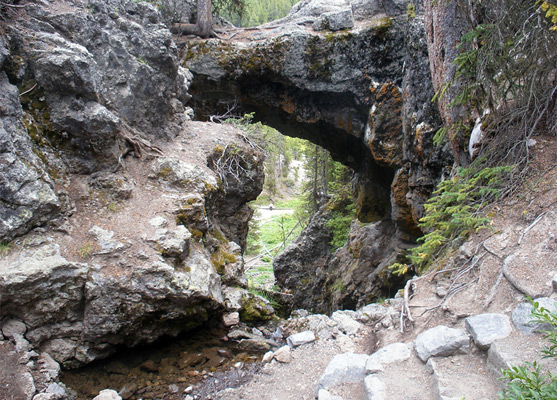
[465,313,512,349]
[316,353,369,394]
[331,310,362,335]
[414,325,469,362]
[512,298,557,335]
[366,342,412,373]
[363,375,386,400]
[313,8,354,31]
[318,389,344,400]
[0,244,87,330]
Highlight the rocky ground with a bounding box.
[0,0,555,399]
[185,135,556,400]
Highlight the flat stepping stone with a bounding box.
[287,330,316,347]
[487,331,557,382]
[366,342,412,373]
[316,353,368,395]
[427,353,500,400]
[465,313,512,349]
[365,350,434,400]
[414,325,469,362]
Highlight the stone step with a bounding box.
[427,351,501,400]
[364,349,435,400]
[487,330,557,386]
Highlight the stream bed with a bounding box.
[61,327,262,400]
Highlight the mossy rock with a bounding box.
[239,293,275,323]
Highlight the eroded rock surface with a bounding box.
[0,0,270,388]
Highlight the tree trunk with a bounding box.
[196,0,213,38]
[170,0,213,38]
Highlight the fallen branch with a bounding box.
[400,276,424,333]
[0,2,26,8]
[518,211,547,244]
[19,83,37,97]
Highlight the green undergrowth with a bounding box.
[246,263,274,287]
[499,298,557,399]
[391,160,512,275]
[325,198,355,253]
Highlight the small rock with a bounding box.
[33,394,58,400]
[287,330,316,348]
[89,225,125,253]
[357,304,389,323]
[262,351,274,364]
[331,310,362,335]
[119,383,137,399]
[21,372,36,399]
[14,333,32,352]
[184,386,193,394]
[46,382,66,396]
[273,346,292,363]
[512,298,556,334]
[149,216,167,228]
[414,325,469,362]
[465,313,512,349]
[317,388,344,400]
[1,319,27,338]
[93,389,122,400]
[169,384,179,393]
[316,353,368,395]
[237,338,271,352]
[39,353,61,380]
[364,375,386,400]
[223,312,240,327]
[140,360,159,372]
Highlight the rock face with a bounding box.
[274,213,412,312]
[8,0,191,173]
[0,0,269,378]
[0,72,61,243]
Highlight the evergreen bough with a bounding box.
[392,160,512,275]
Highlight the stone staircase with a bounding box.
[315,299,556,400]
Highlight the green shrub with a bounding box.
[499,298,557,399]
[396,160,512,274]
[325,199,355,253]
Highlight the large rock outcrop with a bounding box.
[0,0,272,381]
[181,0,451,310]
[183,0,450,236]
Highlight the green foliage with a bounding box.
[331,278,346,293]
[406,2,416,19]
[0,243,11,257]
[405,161,512,273]
[223,0,299,27]
[326,200,355,252]
[432,0,556,164]
[499,298,557,399]
[78,242,95,259]
[539,1,557,30]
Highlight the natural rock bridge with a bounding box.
[183,4,451,235]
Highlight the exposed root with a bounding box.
[116,127,164,170]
